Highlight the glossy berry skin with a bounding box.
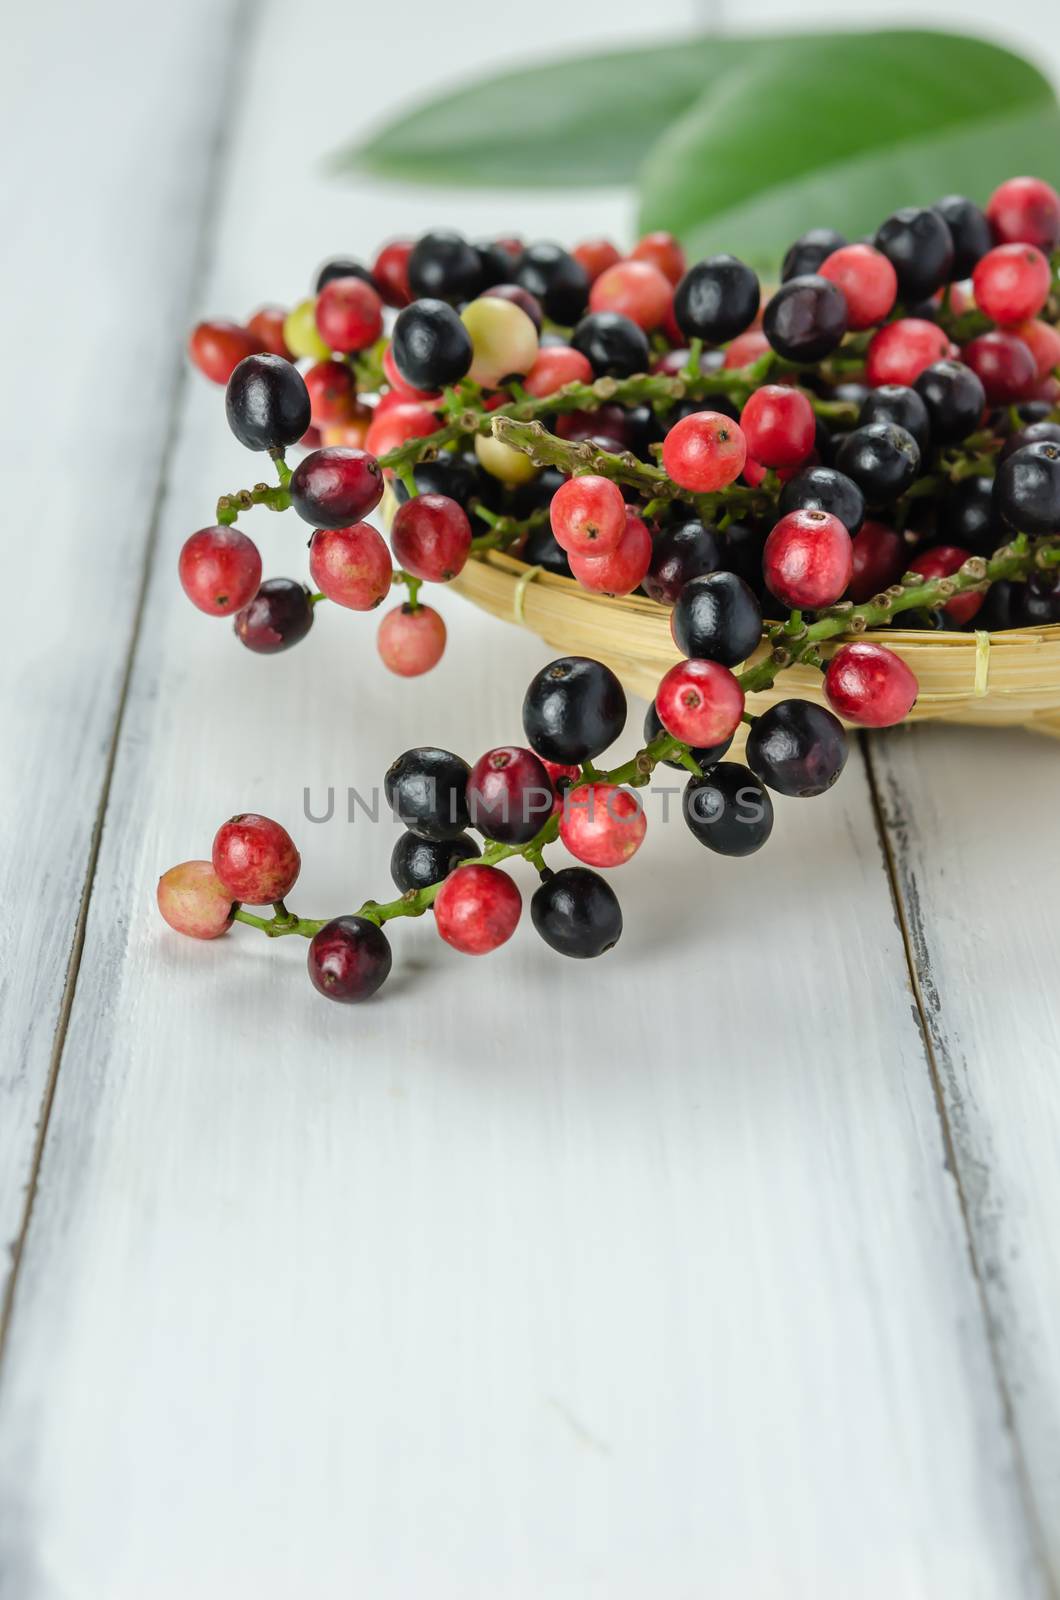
[288,447,383,530]
[994,441,1060,535]
[550,475,626,555]
[961,331,1037,405]
[304,360,364,428]
[631,231,686,285]
[1000,419,1060,462]
[912,360,985,446]
[391,452,477,508]
[531,867,622,959]
[589,260,672,331]
[246,305,292,359]
[385,748,471,841]
[377,603,446,676]
[178,525,262,617]
[781,228,846,282]
[874,207,954,299]
[514,242,590,325]
[523,656,626,764]
[156,861,234,940]
[212,813,300,904]
[824,641,919,729]
[819,243,897,329]
[763,274,847,363]
[309,522,392,610]
[747,701,848,797]
[764,509,853,609]
[834,423,920,506]
[1020,571,1060,625]
[225,354,311,452]
[188,319,258,384]
[307,916,392,1004]
[568,510,652,596]
[461,296,539,387]
[655,658,745,747]
[662,410,747,492]
[778,465,865,535]
[559,784,646,868]
[391,298,473,391]
[644,519,722,605]
[673,255,760,343]
[682,763,774,857]
[390,831,479,893]
[572,238,622,282]
[933,195,993,278]
[671,571,763,666]
[364,400,438,461]
[390,494,472,582]
[371,238,414,307]
[642,700,732,770]
[857,385,931,457]
[941,476,999,555]
[847,520,906,603]
[986,176,1060,252]
[570,311,649,378]
[739,385,815,469]
[866,319,950,388]
[467,746,554,845]
[314,276,383,354]
[908,545,983,624]
[407,230,483,303]
[434,864,522,955]
[234,578,314,653]
[523,344,593,397]
[973,244,1052,324]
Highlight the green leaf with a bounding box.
[330,36,758,187]
[636,32,1060,267]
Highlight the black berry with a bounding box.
[307,916,391,1003]
[746,700,848,797]
[643,519,723,605]
[225,354,310,452]
[570,311,649,378]
[384,748,472,840]
[682,762,774,856]
[315,256,376,293]
[834,423,920,506]
[530,867,622,959]
[643,700,733,770]
[763,275,847,363]
[407,230,483,303]
[392,452,478,508]
[520,519,572,577]
[931,195,993,279]
[942,476,1000,555]
[874,207,954,301]
[1020,571,1060,625]
[673,255,760,343]
[672,571,763,666]
[1000,420,1060,462]
[995,441,1060,534]
[514,242,589,325]
[391,299,472,390]
[234,579,314,653]
[857,385,931,458]
[914,360,986,445]
[522,656,626,764]
[781,228,847,282]
[778,465,865,535]
[390,831,480,893]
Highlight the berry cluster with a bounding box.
[169,180,1060,1003]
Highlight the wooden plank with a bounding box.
[867,721,1060,1579]
[0,0,244,1313]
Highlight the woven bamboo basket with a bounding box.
[453,550,1060,740]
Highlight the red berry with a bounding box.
[654,659,745,747]
[630,231,686,286]
[908,544,983,624]
[550,474,626,554]
[986,176,1060,252]
[568,509,652,596]
[819,244,897,329]
[866,318,951,387]
[288,446,384,530]
[559,783,647,868]
[467,746,554,844]
[1008,318,1060,381]
[234,578,314,653]
[662,411,747,492]
[961,330,1037,404]
[156,860,234,940]
[523,344,593,397]
[572,238,622,282]
[371,239,414,308]
[178,525,262,617]
[188,319,258,384]
[377,602,446,676]
[308,915,392,1003]
[381,343,441,402]
[309,522,392,610]
[824,641,919,728]
[434,864,522,954]
[724,329,770,369]
[303,359,362,427]
[314,276,384,354]
[390,493,472,582]
[364,400,439,460]
[847,519,905,603]
[245,305,291,359]
[739,385,815,469]
[212,813,300,904]
[972,244,1052,324]
[763,509,853,609]
[589,260,672,331]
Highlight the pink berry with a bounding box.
[724,329,770,369]
[434,863,522,955]
[364,400,439,460]
[819,244,897,329]
[866,319,951,387]
[288,446,384,530]
[550,474,626,554]
[303,359,362,427]
[654,659,745,747]
[908,545,983,625]
[972,244,1052,324]
[559,783,647,868]
[986,176,1060,252]
[589,260,673,331]
[307,915,392,1003]
[377,602,446,676]
[764,509,853,609]
[824,641,919,728]
[178,525,262,617]
[1007,318,1060,381]
[662,411,747,492]
[630,231,687,286]
[523,344,593,397]
[961,330,1037,404]
[467,746,554,844]
[739,385,815,469]
[847,520,905,603]
[188,319,258,384]
[573,238,622,282]
[314,276,384,353]
[568,509,653,596]
[390,493,472,582]
[212,814,300,904]
[309,522,392,610]
[156,860,234,939]
[245,305,291,359]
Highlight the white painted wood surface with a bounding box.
[1,2,1059,1596]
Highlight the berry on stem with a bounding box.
[371,238,414,308]
[908,545,984,624]
[559,783,646,868]
[390,493,472,582]
[474,433,539,486]
[568,510,652,595]
[434,864,522,955]
[234,579,314,653]
[523,656,626,764]
[550,475,626,555]
[179,526,262,617]
[972,244,1052,324]
[778,465,865,535]
[386,747,472,842]
[986,176,1060,251]
[673,255,760,343]
[408,229,484,303]
[364,400,439,461]
[631,231,686,285]
[189,319,258,384]
[282,298,331,363]
[377,602,447,676]
[467,746,554,844]
[157,861,234,940]
[682,763,774,856]
[857,385,931,457]
[913,360,986,445]
[662,411,747,492]
[643,700,732,769]
[874,206,955,298]
[847,519,905,603]
[523,343,593,396]
[482,283,543,331]
[644,519,723,605]
[763,274,847,362]
[819,243,897,329]
[304,359,362,427]
[746,700,848,797]
[932,195,993,278]
[308,916,392,1003]
[866,319,950,388]
[570,311,650,378]
[288,447,383,530]
[390,832,479,893]
[225,354,311,452]
[212,813,300,904]
[461,296,539,387]
[824,641,919,727]
[391,298,473,391]
[573,237,622,282]
[589,259,673,331]
[315,276,384,353]
[531,867,622,958]
[961,330,1037,404]
[309,522,392,610]
[994,440,1060,535]
[514,242,590,324]
[781,228,847,282]
[671,571,763,666]
[739,385,815,469]
[763,509,853,608]
[655,658,745,746]
[833,423,920,506]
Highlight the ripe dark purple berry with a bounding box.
[225,354,310,452]
[307,916,392,1003]
[530,867,622,959]
[288,447,384,530]
[914,360,986,445]
[234,579,314,653]
[385,748,472,841]
[763,275,847,363]
[778,465,865,535]
[994,441,1060,534]
[514,242,590,325]
[643,519,722,605]
[522,656,626,764]
[682,762,774,855]
[570,311,650,378]
[391,299,473,391]
[932,195,993,279]
[834,423,920,506]
[673,255,760,343]
[857,385,931,458]
[671,571,763,667]
[781,228,847,282]
[875,207,955,299]
[746,700,849,797]
[467,746,554,845]
[390,832,480,893]
[407,230,484,303]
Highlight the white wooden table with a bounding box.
[2,2,1059,1594]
